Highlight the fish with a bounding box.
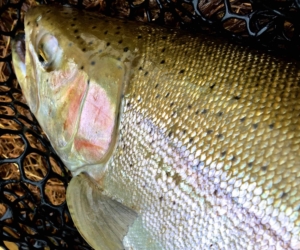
[11,4,300,250]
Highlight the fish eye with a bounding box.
[37,33,62,71]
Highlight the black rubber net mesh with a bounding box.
[0,0,299,249]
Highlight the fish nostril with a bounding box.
[14,32,26,63]
[38,54,45,63]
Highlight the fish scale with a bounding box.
[11,5,300,249]
[104,28,300,247]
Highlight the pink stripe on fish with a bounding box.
[62,73,88,142]
[74,81,115,162]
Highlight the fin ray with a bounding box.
[66,172,138,250]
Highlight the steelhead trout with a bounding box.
[12,5,300,250]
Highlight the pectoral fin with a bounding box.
[66,172,138,250]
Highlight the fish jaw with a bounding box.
[11,32,38,113]
[12,32,26,82]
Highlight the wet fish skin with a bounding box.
[12,5,300,250]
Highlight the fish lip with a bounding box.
[13,31,26,64]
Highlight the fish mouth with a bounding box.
[12,31,26,80]
[14,31,26,63]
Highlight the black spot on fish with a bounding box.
[230,156,236,162]
[248,162,253,168]
[179,69,185,74]
[138,35,142,39]
[82,48,86,52]
[170,102,174,107]
[217,133,224,139]
[280,192,288,199]
[160,60,165,64]
[189,138,193,143]
[183,129,187,135]
[202,109,208,114]
[210,83,215,89]
[98,49,102,53]
[195,110,199,115]
[172,111,176,117]
[115,31,120,35]
[123,47,129,52]
[76,36,80,39]
[27,21,30,25]
[253,123,258,129]
[221,151,227,157]
[168,131,172,137]
[217,111,223,117]
[162,48,165,52]
[159,196,163,202]
[71,23,75,27]
[155,84,159,88]
[162,36,167,40]
[165,92,170,98]
[269,124,274,129]
[46,10,51,13]
[156,94,160,99]
[73,17,77,21]
[107,42,110,46]
[187,105,192,109]
[261,166,267,171]
[74,29,78,33]
[81,66,84,70]
[240,117,246,122]
[91,61,95,65]
[88,41,93,45]
[233,96,240,100]
[117,26,121,29]
[36,23,39,27]
[207,129,213,134]
[118,40,123,44]
[68,43,72,47]
[144,72,148,76]
[92,26,96,29]
[104,31,108,35]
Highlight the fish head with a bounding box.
[12,6,128,172]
